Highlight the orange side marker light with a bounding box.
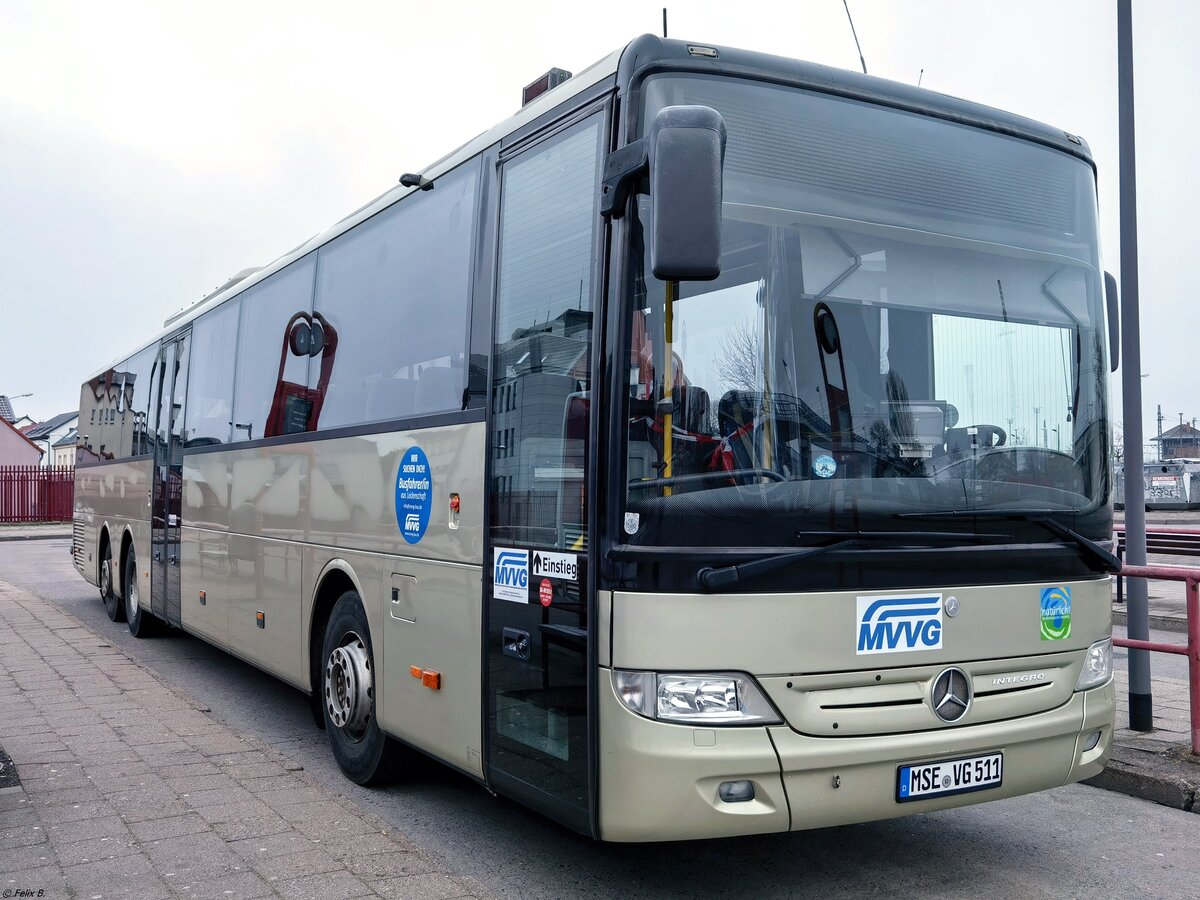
[422,669,441,690]
[410,665,423,678]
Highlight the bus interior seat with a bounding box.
[717,390,810,475]
[718,390,757,437]
[672,385,711,436]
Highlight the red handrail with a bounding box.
[1113,563,1200,754]
[1114,525,1200,536]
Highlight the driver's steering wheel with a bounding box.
[945,424,1007,454]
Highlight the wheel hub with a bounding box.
[100,557,111,597]
[127,573,138,621]
[325,633,372,740]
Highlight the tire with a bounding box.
[124,545,158,638]
[100,540,125,622]
[321,590,393,785]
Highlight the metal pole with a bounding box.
[1118,0,1153,731]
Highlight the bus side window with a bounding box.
[311,162,480,430]
[490,117,602,551]
[230,257,316,443]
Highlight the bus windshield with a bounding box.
[622,75,1109,548]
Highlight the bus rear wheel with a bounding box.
[124,546,158,638]
[322,590,393,785]
[100,540,125,622]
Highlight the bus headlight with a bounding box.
[1075,638,1113,690]
[613,670,782,725]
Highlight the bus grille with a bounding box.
[71,520,85,570]
[760,652,1081,737]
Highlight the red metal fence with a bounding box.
[0,466,74,523]
[1113,564,1200,755]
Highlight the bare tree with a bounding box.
[1112,421,1124,463]
[716,318,760,391]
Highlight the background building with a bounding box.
[0,416,44,466]
[1151,422,1200,460]
[24,412,79,467]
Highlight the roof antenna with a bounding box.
[917,68,924,87]
[841,0,868,75]
[662,7,668,38]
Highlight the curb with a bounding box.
[1084,748,1200,814]
[1111,606,1188,635]
[0,531,71,542]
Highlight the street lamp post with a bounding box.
[1117,0,1153,732]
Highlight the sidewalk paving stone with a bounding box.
[0,576,490,899]
[370,872,476,900]
[210,814,295,843]
[248,847,343,880]
[273,869,374,900]
[1084,668,1200,813]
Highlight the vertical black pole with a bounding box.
[1118,0,1153,731]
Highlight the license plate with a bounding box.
[896,752,1003,802]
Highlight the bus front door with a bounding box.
[150,332,190,627]
[484,110,606,836]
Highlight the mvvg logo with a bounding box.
[856,594,943,655]
[493,548,529,603]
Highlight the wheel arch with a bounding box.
[96,523,113,589]
[307,559,366,704]
[116,524,137,599]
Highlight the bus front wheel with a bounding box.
[322,590,393,785]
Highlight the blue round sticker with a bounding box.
[395,446,432,544]
[813,454,837,478]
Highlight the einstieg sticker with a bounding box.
[531,550,577,581]
[1040,585,1071,640]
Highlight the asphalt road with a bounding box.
[1,539,1195,900]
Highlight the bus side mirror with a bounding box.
[1104,271,1119,372]
[648,105,726,281]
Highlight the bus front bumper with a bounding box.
[597,672,1114,842]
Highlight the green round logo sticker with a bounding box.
[1040,585,1071,640]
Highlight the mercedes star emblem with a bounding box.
[931,666,972,723]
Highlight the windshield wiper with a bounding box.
[694,529,1009,591]
[896,509,1120,573]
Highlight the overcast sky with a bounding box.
[1,0,1195,446]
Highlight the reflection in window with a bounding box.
[933,316,1075,452]
[230,256,315,442]
[184,297,240,446]
[77,344,157,462]
[313,162,479,429]
[491,120,600,550]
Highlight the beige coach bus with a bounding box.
[72,35,1120,841]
